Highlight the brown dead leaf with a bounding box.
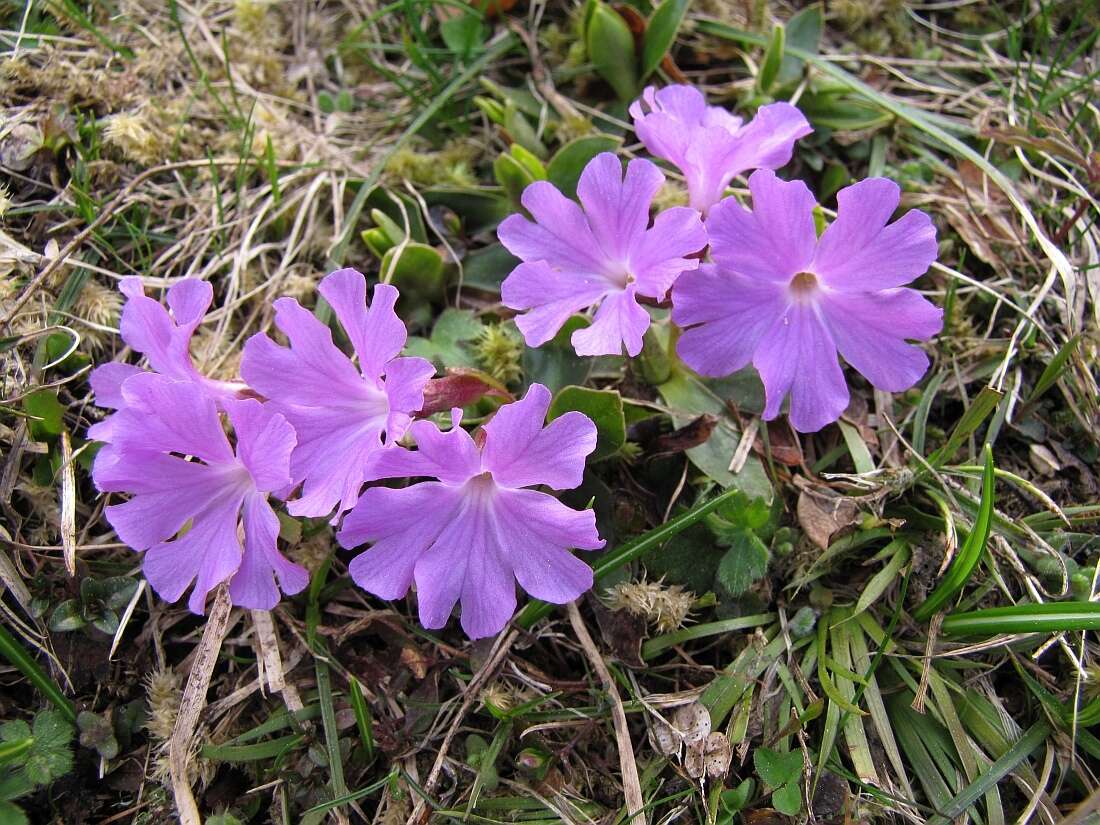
[652,414,718,455]
[756,420,803,467]
[796,483,861,550]
[940,160,1022,269]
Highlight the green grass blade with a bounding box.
[927,722,1050,825]
[942,601,1100,636]
[0,623,75,724]
[641,613,775,659]
[348,677,375,761]
[927,387,1003,469]
[1026,333,1080,403]
[913,444,995,621]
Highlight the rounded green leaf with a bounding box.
[547,385,626,460]
[641,0,690,78]
[381,243,446,304]
[585,2,639,102]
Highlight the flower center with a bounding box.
[789,271,819,299]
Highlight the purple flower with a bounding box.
[672,170,942,433]
[337,383,604,639]
[89,277,246,416]
[630,84,812,214]
[241,269,435,519]
[497,152,706,357]
[91,373,309,612]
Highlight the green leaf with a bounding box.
[0,625,75,723]
[757,24,785,93]
[796,94,893,131]
[0,722,31,746]
[502,99,547,158]
[23,390,64,442]
[942,601,1100,636]
[47,601,86,633]
[460,243,519,294]
[521,317,593,394]
[547,386,626,460]
[927,386,1003,468]
[546,135,622,200]
[716,530,770,597]
[439,8,486,59]
[772,781,803,815]
[913,444,995,621]
[380,243,446,304]
[0,801,29,825]
[753,746,802,788]
[713,490,774,534]
[720,778,755,813]
[658,368,772,499]
[585,2,638,101]
[494,152,539,204]
[640,0,689,78]
[77,711,119,761]
[518,486,750,629]
[853,540,910,617]
[405,308,484,369]
[21,711,74,786]
[422,187,512,234]
[508,143,546,180]
[1027,334,1080,403]
[776,3,822,86]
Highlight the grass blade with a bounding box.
[913,444,995,621]
[0,623,75,724]
[942,601,1100,636]
[927,722,1050,825]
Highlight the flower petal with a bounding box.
[342,482,464,600]
[706,170,817,280]
[720,102,812,180]
[629,206,706,300]
[240,298,369,406]
[821,288,942,391]
[165,278,214,327]
[482,384,596,490]
[412,491,516,638]
[141,491,245,614]
[89,363,144,411]
[319,271,406,382]
[497,182,606,273]
[383,356,436,440]
[672,263,788,377]
[495,488,601,602]
[753,301,849,433]
[576,154,664,264]
[570,287,651,357]
[118,280,201,383]
[224,398,296,492]
[501,261,610,348]
[367,411,483,484]
[113,374,235,464]
[630,85,709,170]
[812,178,938,290]
[99,453,236,549]
[278,402,386,518]
[229,492,308,609]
